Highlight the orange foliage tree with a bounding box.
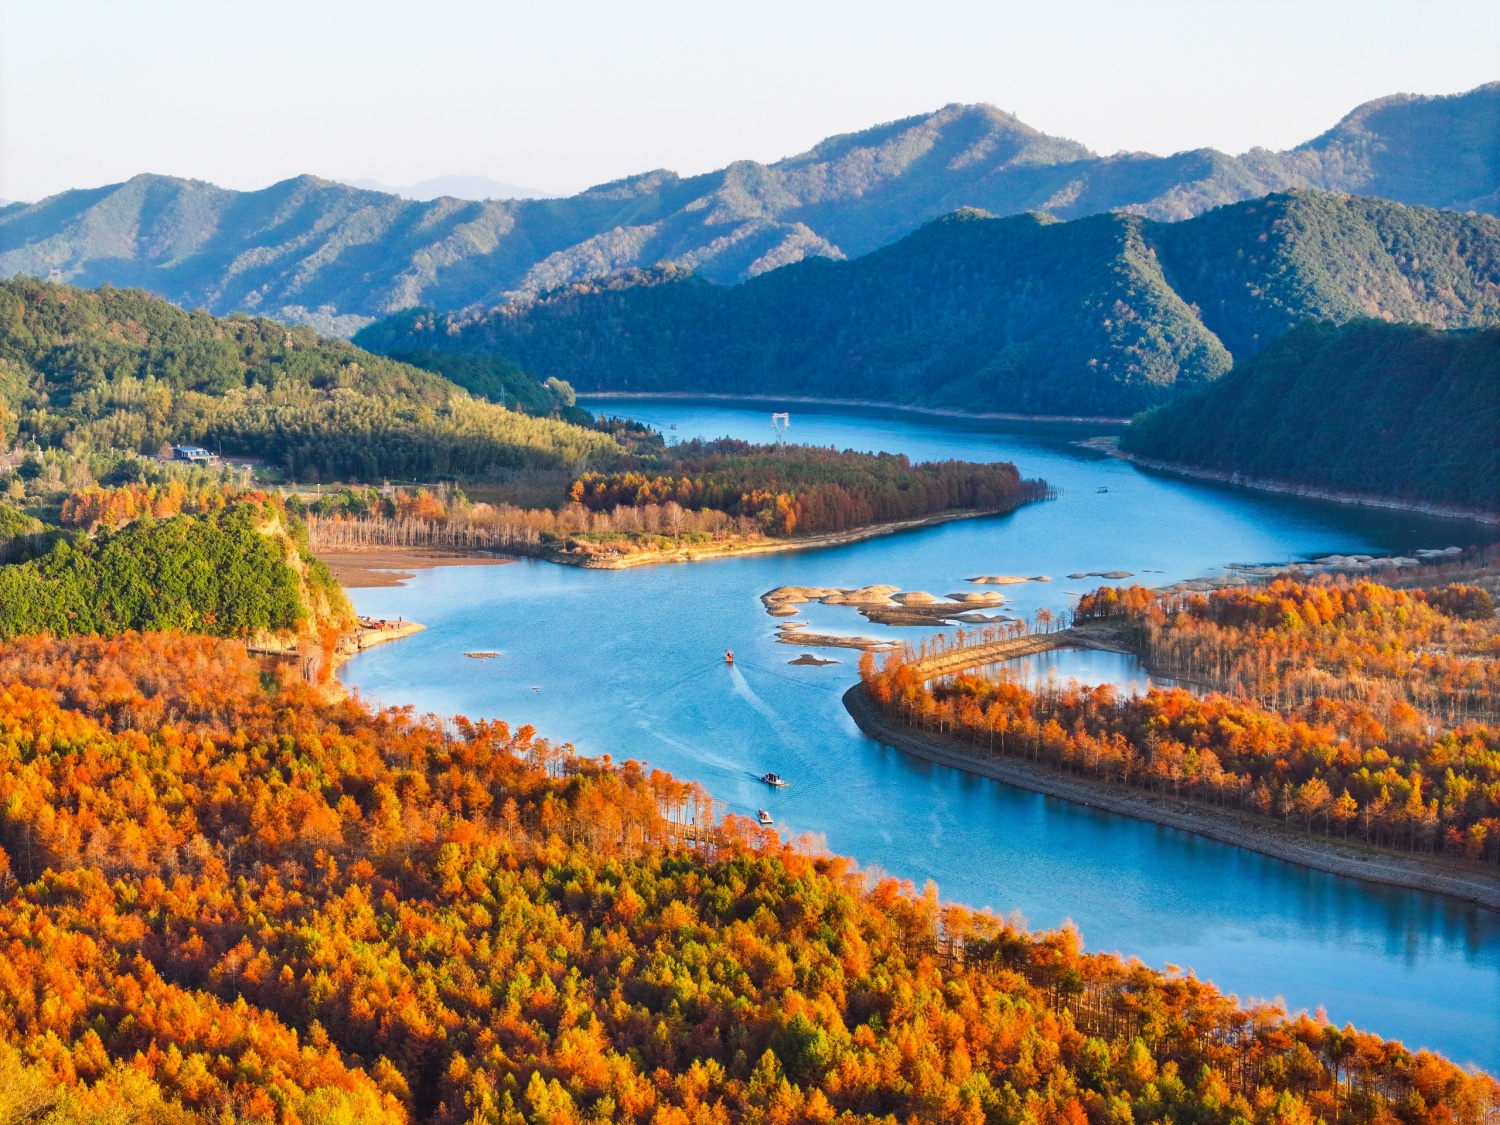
[0,632,1491,1124]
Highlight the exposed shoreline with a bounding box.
[334,619,424,669]
[844,683,1500,912]
[319,546,515,588]
[579,391,1130,426]
[551,507,1028,570]
[1090,439,1500,527]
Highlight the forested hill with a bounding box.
[2,83,1495,331]
[357,191,1500,419]
[1122,319,1500,512]
[0,629,1494,1121]
[0,278,618,480]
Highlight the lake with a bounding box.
[340,398,1500,1070]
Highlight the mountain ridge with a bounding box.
[338,174,549,200]
[2,84,1495,333]
[356,190,1500,418]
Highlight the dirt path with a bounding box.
[844,683,1500,912]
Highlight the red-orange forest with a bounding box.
[0,632,1494,1125]
[862,577,1500,863]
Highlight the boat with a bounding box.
[724,650,734,664]
[1096,486,1109,493]
[759,773,788,787]
[464,650,499,660]
[757,809,773,826]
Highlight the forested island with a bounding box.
[304,439,1049,567]
[855,567,1500,902]
[1121,320,1500,516]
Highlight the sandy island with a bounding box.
[844,682,1500,911]
[320,547,515,588]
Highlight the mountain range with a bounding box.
[355,191,1500,418]
[1,83,1495,335]
[337,175,549,201]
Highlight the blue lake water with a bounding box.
[341,398,1500,1070]
[959,646,1179,695]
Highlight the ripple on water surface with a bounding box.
[342,400,1500,1071]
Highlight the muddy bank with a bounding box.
[844,683,1500,912]
[334,618,424,668]
[579,391,1130,425]
[1084,437,1500,527]
[320,548,514,588]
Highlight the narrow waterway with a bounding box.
[341,399,1500,1070]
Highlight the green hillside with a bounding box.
[3,84,1494,331]
[360,191,1500,418]
[1261,83,1500,215]
[1151,191,1500,360]
[0,497,351,640]
[0,278,619,480]
[1122,319,1500,512]
[367,209,1232,417]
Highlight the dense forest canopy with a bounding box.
[299,439,1047,565]
[358,192,1500,419]
[1122,320,1500,511]
[2,84,1495,328]
[0,630,1492,1124]
[0,279,620,481]
[568,439,1044,537]
[0,495,349,640]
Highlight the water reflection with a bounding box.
[956,646,1177,694]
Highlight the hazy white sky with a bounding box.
[2,0,1496,202]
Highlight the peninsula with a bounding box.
[849,565,1500,910]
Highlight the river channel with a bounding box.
[340,398,1500,1070]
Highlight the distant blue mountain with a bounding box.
[338,175,550,201]
[1,83,1495,334]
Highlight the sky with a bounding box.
[1,0,1496,203]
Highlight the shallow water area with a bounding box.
[342,398,1500,1070]
[956,646,1178,695]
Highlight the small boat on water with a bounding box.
[724,650,734,664]
[757,809,774,826]
[464,650,500,659]
[1097,486,1110,493]
[760,773,788,787]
